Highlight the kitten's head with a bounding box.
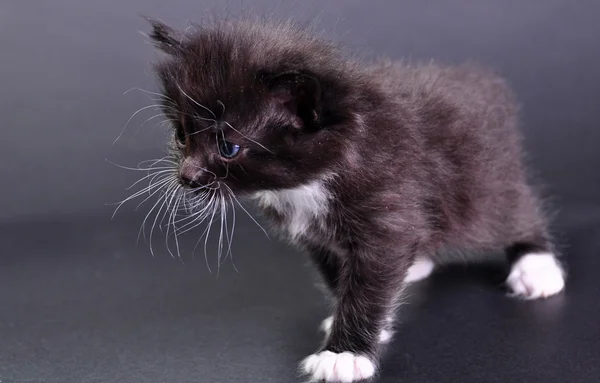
[148,18,359,197]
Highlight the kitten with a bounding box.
[143,18,566,382]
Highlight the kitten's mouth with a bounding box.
[181,181,224,197]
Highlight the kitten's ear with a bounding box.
[262,71,322,130]
[147,18,183,55]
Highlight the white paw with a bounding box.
[301,351,376,382]
[404,256,435,283]
[506,253,565,299]
[320,316,393,344]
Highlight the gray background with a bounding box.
[1,1,600,383]
[1,0,599,223]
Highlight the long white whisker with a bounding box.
[172,195,214,229]
[224,184,270,239]
[147,181,179,256]
[125,169,173,191]
[202,189,221,272]
[179,191,219,237]
[113,104,163,145]
[123,87,175,103]
[165,190,184,260]
[138,156,178,166]
[223,121,274,154]
[137,113,172,131]
[176,83,217,120]
[217,189,226,275]
[159,184,182,252]
[133,177,176,212]
[191,192,220,273]
[106,157,176,172]
[226,193,240,273]
[221,189,231,263]
[187,123,218,136]
[111,175,174,219]
[217,99,226,116]
[136,181,173,246]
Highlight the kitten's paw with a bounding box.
[301,351,376,382]
[320,316,393,344]
[506,253,565,299]
[404,257,435,283]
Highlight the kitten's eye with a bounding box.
[175,123,186,146]
[219,140,241,159]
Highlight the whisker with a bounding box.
[138,113,172,131]
[226,193,239,273]
[191,192,222,273]
[203,187,221,272]
[159,185,183,259]
[172,192,214,227]
[136,179,175,251]
[224,184,270,239]
[175,192,218,236]
[149,97,179,109]
[110,175,174,219]
[106,157,176,172]
[176,83,217,120]
[133,177,176,211]
[125,169,173,190]
[137,189,167,247]
[187,123,217,136]
[138,156,178,166]
[123,87,175,103]
[113,104,164,145]
[146,180,179,256]
[223,121,274,154]
[166,190,184,260]
[217,100,226,116]
[171,203,209,235]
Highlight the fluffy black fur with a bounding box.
[145,18,561,381]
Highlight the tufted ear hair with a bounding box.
[147,18,183,55]
[261,70,322,130]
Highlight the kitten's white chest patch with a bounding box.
[254,179,330,241]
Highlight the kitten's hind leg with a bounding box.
[505,242,565,299]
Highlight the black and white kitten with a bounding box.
[142,18,566,382]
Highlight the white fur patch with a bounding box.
[378,329,393,344]
[506,253,565,299]
[320,316,393,344]
[404,257,435,283]
[320,316,334,336]
[301,351,376,382]
[254,179,330,241]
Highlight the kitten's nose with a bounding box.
[179,158,206,189]
[179,172,202,188]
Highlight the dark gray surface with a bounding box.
[2,1,600,382]
[2,212,599,383]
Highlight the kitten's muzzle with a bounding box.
[179,171,213,189]
[179,174,202,189]
[179,158,212,189]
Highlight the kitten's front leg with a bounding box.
[301,247,411,382]
[308,245,342,295]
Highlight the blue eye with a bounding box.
[219,140,241,158]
